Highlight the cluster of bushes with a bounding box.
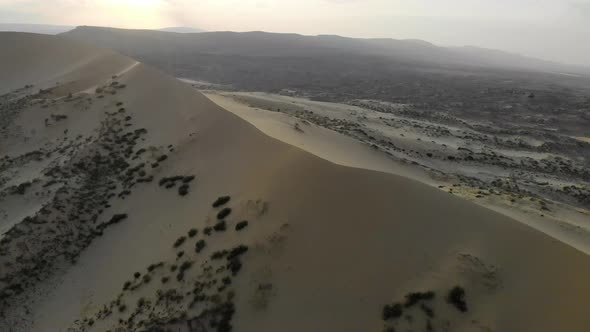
[404,291,435,308]
[159,175,195,196]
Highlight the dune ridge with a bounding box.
[1,32,590,332]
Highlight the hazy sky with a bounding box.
[1,0,589,66]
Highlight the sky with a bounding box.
[0,0,589,66]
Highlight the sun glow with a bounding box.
[96,0,167,28]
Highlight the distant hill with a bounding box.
[62,26,588,74]
[0,23,73,35]
[159,27,205,33]
[59,26,590,99]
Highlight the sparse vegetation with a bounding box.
[212,196,231,208]
[447,286,467,312]
[213,220,227,232]
[195,239,206,253]
[404,291,435,308]
[382,303,403,320]
[188,228,198,237]
[235,220,248,231]
[173,236,187,248]
[217,207,232,220]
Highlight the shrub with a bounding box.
[142,274,151,283]
[217,208,232,220]
[404,291,435,308]
[195,239,206,253]
[211,250,228,260]
[420,304,435,318]
[161,276,169,284]
[182,176,195,183]
[212,196,231,208]
[157,155,168,162]
[227,259,242,276]
[173,236,187,248]
[180,261,193,272]
[227,245,248,260]
[214,220,227,232]
[178,184,189,196]
[118,304,126,313]
[204,227,212,236]
[123,281,131,290]
[188,228,198,237]
[447,286,467,312]
[235,220,248,231]
[134,272,141,279]
[382,303,403,320]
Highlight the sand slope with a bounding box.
[1,32,590,332]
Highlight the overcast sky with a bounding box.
[1,0,589,66]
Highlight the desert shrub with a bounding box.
[134,272,141,279]
[118,304,126,313]
[157,155,168,162]
[147,262,164,272]
[195,239,206,253]
[447,286,467,312]
[382,303,403,320]
[182,176,195,183]
[420,304,435,318]
[227,245,249,260]
[170,264,178,272]
[177,251,185,258]
[211,250,228,260]
[404,291,435,308]
[123,281,131,290]
[227,259,242,276]
[217,208,232,220]
[214,220,227,232]
[212,196,231,208]
[142,274,151,283]
[204,227,212,235]
[161,276,169,284]
[180,261,193,272]
[235,220,248,231]
[173,236,187,248]
[178,184,189,196]
[188,228,198,237]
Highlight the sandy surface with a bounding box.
[1,32,590,332]
[203,91,590,255]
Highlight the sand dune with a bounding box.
[1,32,590,332]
